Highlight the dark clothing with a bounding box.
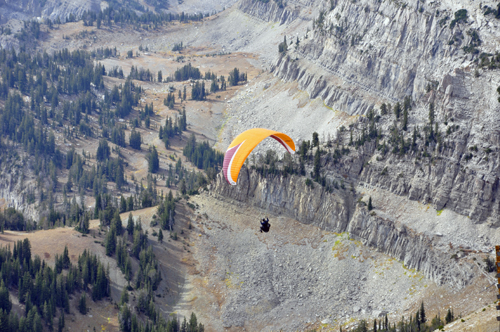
[260,218,270,233]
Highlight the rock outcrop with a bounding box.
[41,0,101,21]
[0,0,101,23]
[237,0,300,25]
[209,167,475,288]
[243,0,500,225]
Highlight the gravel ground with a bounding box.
[165,193,496,331]
[181,194,436,331]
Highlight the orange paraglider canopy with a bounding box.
[223,128,295,185]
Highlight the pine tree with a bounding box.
[181,317,188,332]
[120,287,129,305]
[278,35,288,53]
[312,132,319,147]
[189,312,198,331]
[105,225,117,256]
[112,210,123,235]
[119,305,132,332]
[35,312,43,332]
[148,146,160,173]
[62,245,70,269]
[129,130,141,150]
[78,293,87,314]
[368,196,373,211]
[355,319,368,332]
[181,108,187,131]
[58,311,65,332]
[428,103,435,126]
[445,308,453,324]
[64,290,70,314]
[127,196,134,212]
[120,196,127,213]
[23,238,31,264]
[0,280,11,313]
[380,103,387,115]
[158,229,164,243]
[127,213,134,236]
[80,214,90,234]
[93,264,108,300]
[313,148,321,180]
[0,313,8,332]
[96,139,110,161]
[94,195,100,219]
[420,301,426,323]
[403,107,408,131]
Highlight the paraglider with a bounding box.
[222,128,296,185]
[260,217,270,233]
[223,128,295,234]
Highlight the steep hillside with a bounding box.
[0,0,101,23]
[215,0,500,256]
[210,167,479,288]
[202,0,500,328]
[268,0,500,223]
[179,189,495,330]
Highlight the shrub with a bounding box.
[450,9,467,29]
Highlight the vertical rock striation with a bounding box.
[237,0,500,225]
[209,167,475,288]
[237,0,301,25]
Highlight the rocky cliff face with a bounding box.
[271,0,500,114]
[237,0,301,25]
[0,0,101,23]
[209,167,475,288]
[0,0,41,21]
[233,0,500,225]
[212,0,500,287]
[0,147,54,223]
[41,0,101,21]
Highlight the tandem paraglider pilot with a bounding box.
[222,128,294,235]
[260,217,270,233]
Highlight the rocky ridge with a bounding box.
[209,167,476,288]
[228,0,500,224]
[237,0,301,25]
[0,0,101,22]
[190,192,444,331]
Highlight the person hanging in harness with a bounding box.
[260,217,271,233]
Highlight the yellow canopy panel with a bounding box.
[223,128,295,185]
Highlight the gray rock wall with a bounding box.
[270,0,476,115]
[237,0,300,25]
[0,0,101,22]
[209,168,475,288]
[248,0,500,225]
[42,0,101,21]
